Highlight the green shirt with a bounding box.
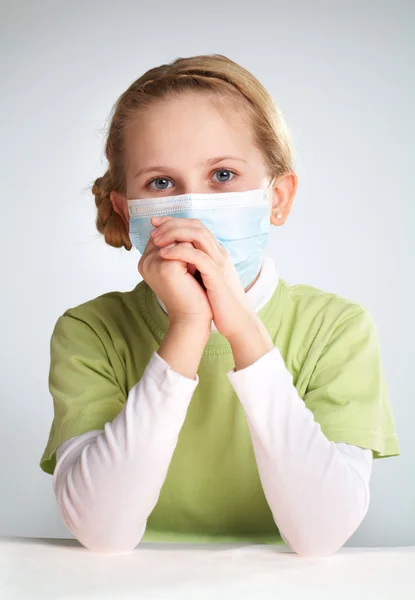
[40,277,400,543]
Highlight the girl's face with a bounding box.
[125,93,270,199]
[111,92,296,226]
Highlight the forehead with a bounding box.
[125,93,262,170]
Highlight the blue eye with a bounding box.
[148,178,173,191]
[212,169,236,183]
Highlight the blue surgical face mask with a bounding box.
[127,187,272,289]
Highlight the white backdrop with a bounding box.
[1,0,413,545]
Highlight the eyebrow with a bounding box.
[134,155,248,179]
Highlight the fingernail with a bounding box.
[151,216,161,224]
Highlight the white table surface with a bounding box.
[1,537,414,600]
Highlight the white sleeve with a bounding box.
[227,346,373,558]
[53,350,198,555]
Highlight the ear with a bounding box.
[269,172,298,226]
[110,190,129,229]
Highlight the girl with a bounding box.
[40,54,399,557]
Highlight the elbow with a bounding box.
[81,539,138,555]
[281,530,345,559]
[291,540,341,559]
[57,492,147,555]
[55,475,147,555]
[279,497,368,559]
[288,504,369,558]
[73,522,147,555]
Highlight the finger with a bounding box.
[139,236,164,274]
[152,217,211,235]
[159,243,216,280]
[151,216,175,226]
[150,218,215,245]
[150,217,218,255]
[176,242,198,275]
[152,224,221,262]
[141,235,159,256]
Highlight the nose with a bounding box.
[176,174,210,196]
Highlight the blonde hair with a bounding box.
[92,54,295,250]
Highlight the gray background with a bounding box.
[1,0,413,545]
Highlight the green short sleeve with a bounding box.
[304,306,400,458]
[39,313,126,475]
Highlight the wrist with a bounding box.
[158,319,211,380]
[168,318,211,341]
[227,314,274,371]
[226,312,261,345]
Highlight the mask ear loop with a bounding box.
[267,177,283,220]
[267,178,275,220]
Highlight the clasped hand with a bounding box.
[138,216,255,339]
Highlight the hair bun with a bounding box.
[92,170,132,250]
